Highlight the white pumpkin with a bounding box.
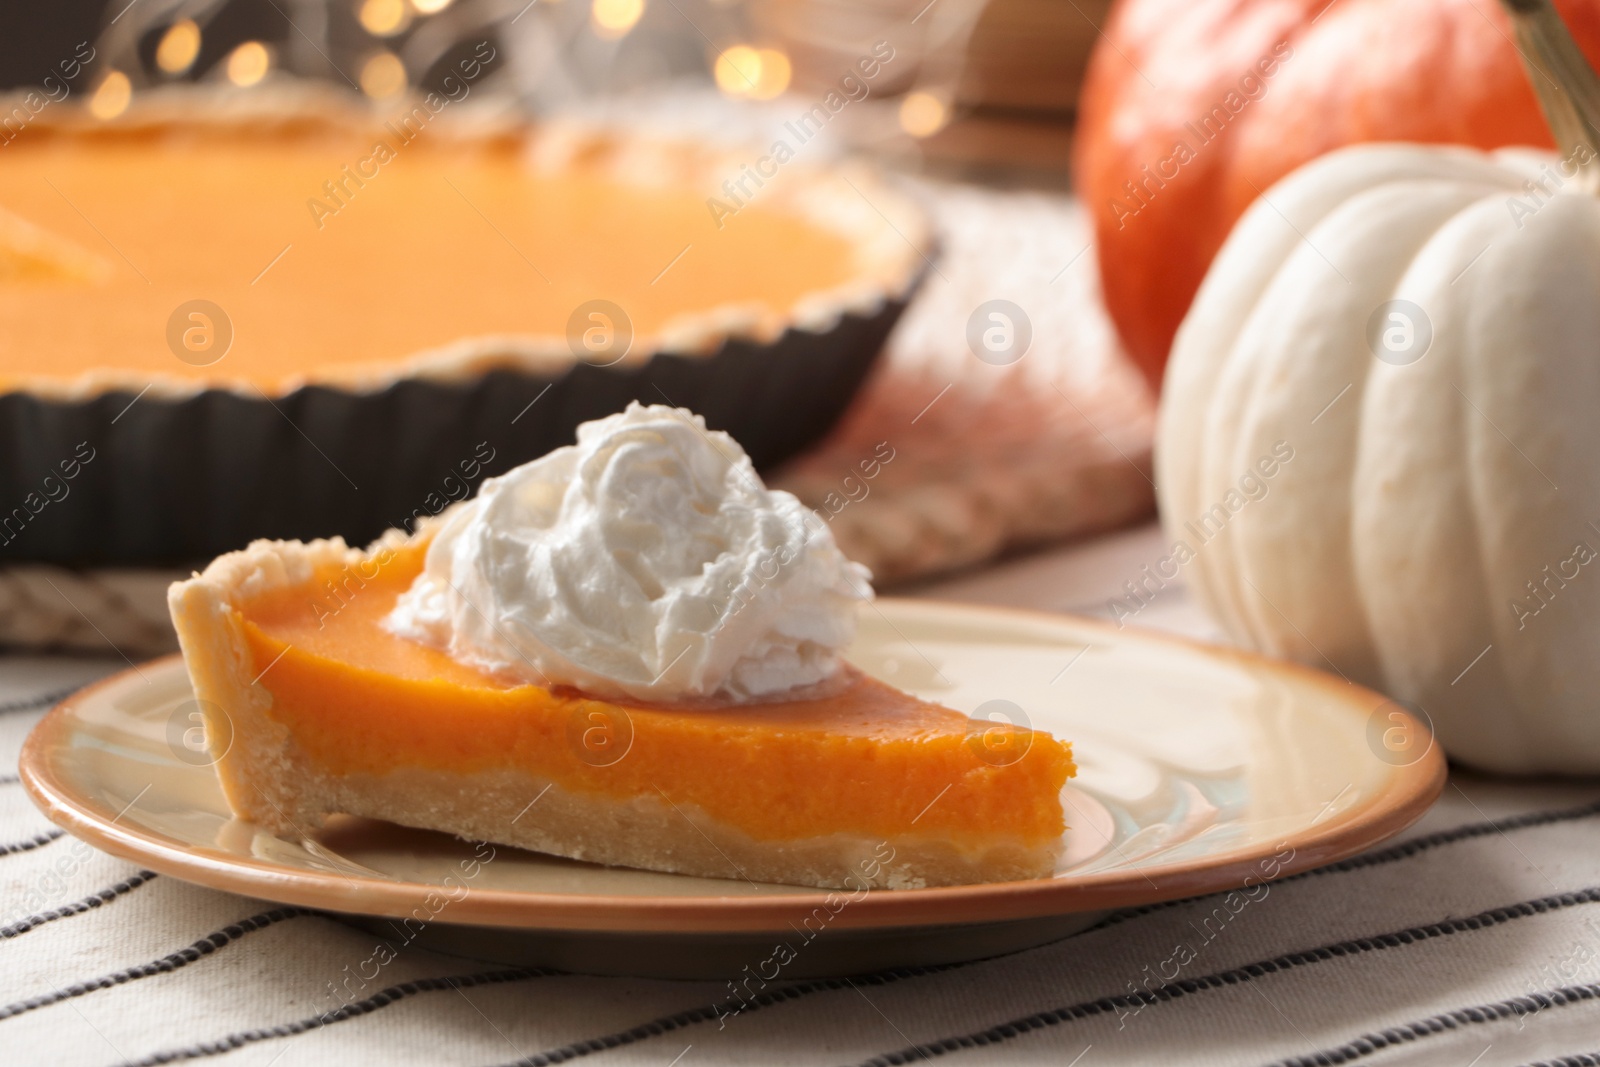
[1157,137,1600,774]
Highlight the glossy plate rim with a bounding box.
[20,601,1447,935]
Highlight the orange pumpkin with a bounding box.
[1074,0,1600,392]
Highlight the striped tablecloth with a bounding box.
[7,522,1600,1067]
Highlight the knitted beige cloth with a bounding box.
[772,180,1155,583]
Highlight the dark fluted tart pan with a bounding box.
[0,309,911,566]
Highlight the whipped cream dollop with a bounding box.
[385,403,873,703]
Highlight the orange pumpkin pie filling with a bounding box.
[0,98,905,394]
[0,94,927,567]
[170,533,1075,889]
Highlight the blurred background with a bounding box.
[0,0,1099,180]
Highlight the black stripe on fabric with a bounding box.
[844,886,1600,1067]
[489,964,967,1067]
[1,871,158,940]
[1521,1055,1600,1067]
[0,774,19,786]
[0,829,63,857]
[485,799,1600,1066]
[0,685,85,715]
[1081,797,1600,936]
[0,906,310,1022]
[110,968,557,1067]
[1262,981,1600,1067]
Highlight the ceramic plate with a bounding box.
[20,600,1444,978]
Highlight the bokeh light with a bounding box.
[899,91,948,138]
[713,45,760,96]
[226,41,271,87]
[360,52,408,98]
[750,48,790,100]
[155,20,202,75]
[89,71,131,120]
[360,0,412,36]
[714,46,791,100]
[412,0,454,11]
[592,0,644,39]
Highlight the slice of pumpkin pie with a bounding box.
[168,404,1073,889]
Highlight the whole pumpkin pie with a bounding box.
[0,90,926,565]
[168,404,1073,889]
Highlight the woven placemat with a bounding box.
[0,564,180,657]
[0,182,1153,657]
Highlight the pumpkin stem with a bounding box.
[1501,0,1600,185]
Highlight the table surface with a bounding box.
[4,521,1599,1067]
